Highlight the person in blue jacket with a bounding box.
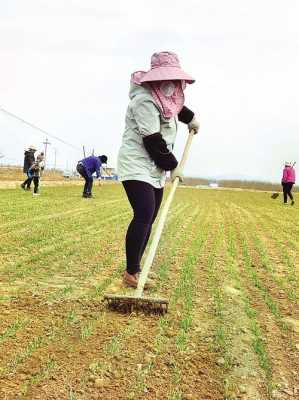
[76,155,108,198]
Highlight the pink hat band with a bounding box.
[140,51,195,84]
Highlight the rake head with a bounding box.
[271,192,279,199]
[104,294,169,314]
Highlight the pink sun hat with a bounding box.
[140,51,195,84]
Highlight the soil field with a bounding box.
[0,185,298,400]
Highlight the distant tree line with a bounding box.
[182,177,282,192]
[0,166,283,191]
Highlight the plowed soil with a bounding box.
[0,185,298,399]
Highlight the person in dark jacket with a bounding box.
[76,155,108,198]
[21,145,37,190]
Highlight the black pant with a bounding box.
[282,182,294,203]
[33,177,40,193]
[77,164,93,195]
[22,173,33,189]
[122,180,164,274]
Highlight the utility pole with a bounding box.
[43,138,51,168]
[83,145,86,158]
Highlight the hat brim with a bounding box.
[140,66,195,84]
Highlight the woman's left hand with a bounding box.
[188,116,200,134]
[171,166,184,182]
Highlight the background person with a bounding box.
[117,51,200,288]
[21,145,36,190]
[29,152,45,196]
[281,162,296,205]
[37,152,45,163]
[76,155,108,198]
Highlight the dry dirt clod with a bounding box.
[282,317,299,333]
[271,389,283,399]
[283,388,294,396]
[216,357,225,366]
[166,329,176,338]
[144,353,155,363]
[183,394,193,400]
[239,385,247,394]
[113,371,122,379]
[137,363,142,371]
[94,378,105,388]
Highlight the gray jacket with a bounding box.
[117,83,178,188]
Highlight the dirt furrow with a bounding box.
[230,205,299,399]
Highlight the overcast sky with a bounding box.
[1,0,298,181]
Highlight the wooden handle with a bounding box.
[135,130,195,296]
[179,129,195,169]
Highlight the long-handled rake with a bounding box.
[104,129,195,314]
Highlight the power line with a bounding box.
[0,106,81,152]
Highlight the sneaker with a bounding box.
[82,193,89,198]
[291,200,295,206]
[33,193,40,196]
[20,183,26,190]
[123,271,138,288]
[122,271,154,289]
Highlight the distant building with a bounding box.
[100,167,118,181]
[63,170,72,178]
[209,182,219,188]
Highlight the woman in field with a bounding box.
[76,155,108,198]
[281,162,296,205]
[21,145,36,191]
[117,51,199,288]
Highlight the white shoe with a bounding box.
[33,193,40,196]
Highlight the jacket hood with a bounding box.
[128,81,150,100]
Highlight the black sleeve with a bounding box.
[143,133,178,171]
[178,106,194,124]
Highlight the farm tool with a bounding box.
[104,129,196,314]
